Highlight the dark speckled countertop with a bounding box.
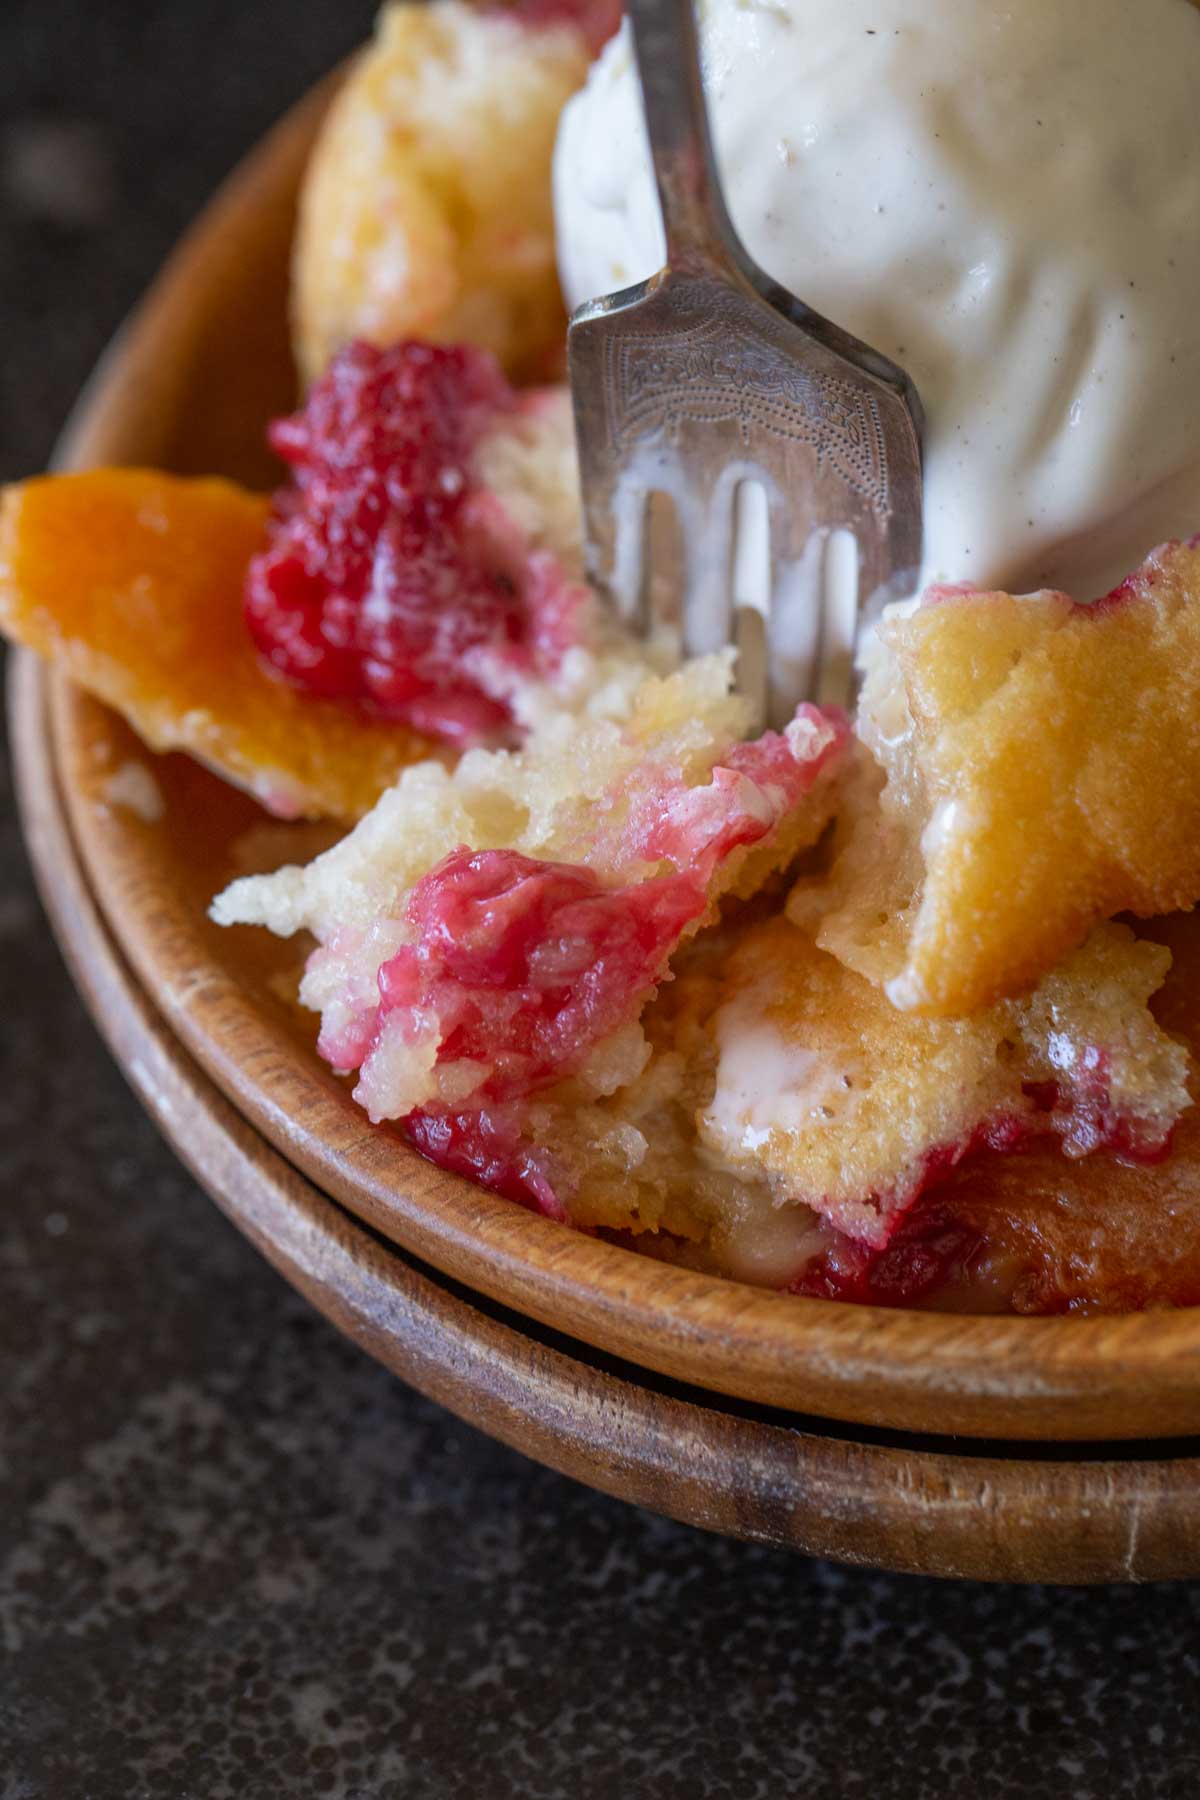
[3,5,1200,1796]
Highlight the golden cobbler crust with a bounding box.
[803,547,1200,1019]
[292,0,590,386]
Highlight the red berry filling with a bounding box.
[376,848,706,1219]
[405,1105,565,1220]
[245,340,582,748]
[493,0,624,57]
[1021,1058,1177,1165]
[791,1201,989,1307]
[379,847,704,1104]
[305,708,847,1208]
[791,1070,1180,1305]
[626,720,844,870]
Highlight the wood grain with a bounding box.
[28,78,1200,1445]
[14,646,1200,1585]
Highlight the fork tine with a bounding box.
[766,500,826,727]
[567,0,923,730]
[643,488,685,638]
[766,499,870,722]
[679,471,735,662]
[814,527,860,712]
[610,482,649,632]
[576,466,618,613]
[731,478,770,728]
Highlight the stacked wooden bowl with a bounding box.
[12,87,1200,1583]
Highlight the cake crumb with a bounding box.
[101,760,164,824]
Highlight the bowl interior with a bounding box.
[27,642,1200,1587]
[42,80,1200,1443]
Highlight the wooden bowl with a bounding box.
[28,81,1200,1445]
[15,646,1200,1585]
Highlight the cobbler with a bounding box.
[6,0,1200,1313]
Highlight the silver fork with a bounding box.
[567,0,924,727]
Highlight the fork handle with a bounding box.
[627,0,742,274]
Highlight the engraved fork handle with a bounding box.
[627,0,743,275]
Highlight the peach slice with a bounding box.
[0,469,435,821]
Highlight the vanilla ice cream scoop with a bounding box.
[554,0,1200,601]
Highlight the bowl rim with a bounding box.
[31,75,1200,1444]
